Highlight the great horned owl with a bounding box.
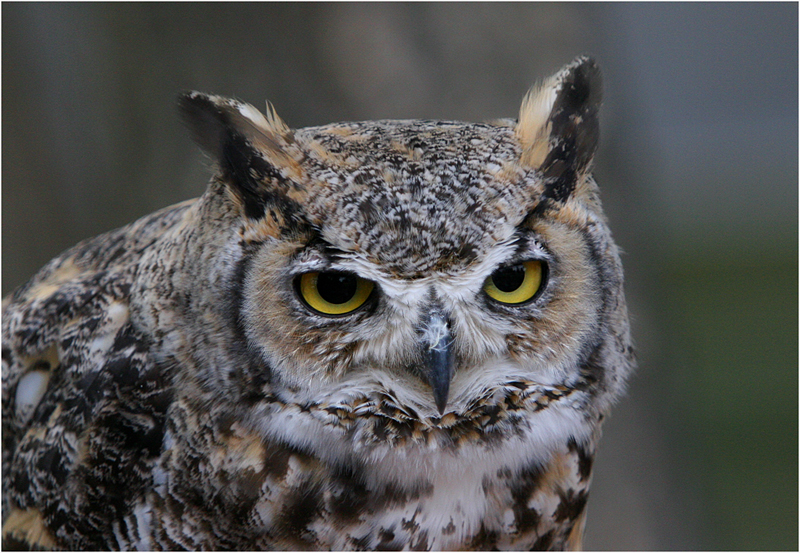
[2,56,633,550]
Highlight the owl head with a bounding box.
[174,56,631,437]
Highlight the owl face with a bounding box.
[239,147,605,420]
[174,56,629,451]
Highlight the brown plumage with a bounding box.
[3,56,633,550]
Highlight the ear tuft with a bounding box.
[178,92,298,220]
[517,56,602,198]
[178,92,230,163]
[517,77,559,169]
[178,91,292,163]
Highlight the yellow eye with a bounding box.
[297,272,374,316]
[483,260,544,305]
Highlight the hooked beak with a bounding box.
[421,312,454,415]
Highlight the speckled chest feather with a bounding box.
[2,56,634,550]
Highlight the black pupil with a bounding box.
[317,273,357,304]
[492,264,526,293]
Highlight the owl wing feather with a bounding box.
[2,202,193,549]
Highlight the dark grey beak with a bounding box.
[421,312,454,415]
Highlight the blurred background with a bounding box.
[3,3,797,549]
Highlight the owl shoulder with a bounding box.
[2,201,195,548]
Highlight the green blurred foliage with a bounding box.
[664,251,798,550]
